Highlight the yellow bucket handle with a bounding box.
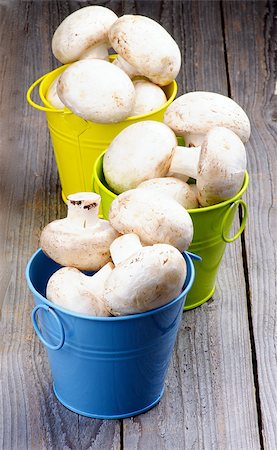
[221,199,248,243]
[26,73,71,114]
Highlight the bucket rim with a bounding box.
[93,150,249,213]
[37,59,178,120]
[26,249,195,322]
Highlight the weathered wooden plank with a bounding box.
[0,1,121,449]
[123,1,260,448]
[222,1,277,448]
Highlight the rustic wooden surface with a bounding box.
[0,1,276,449]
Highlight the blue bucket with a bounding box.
[26,249,197,419]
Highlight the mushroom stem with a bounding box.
[86,262,114,295]
[80,43,109,61]
[67,192,100,228]
[112,55,140,79]
[168,146,201,180]
[109,234,143,266]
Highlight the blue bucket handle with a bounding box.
[32,304,65,351]
[185,251,202,262]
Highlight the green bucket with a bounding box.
[91,152,249,310]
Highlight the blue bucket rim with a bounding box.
[26,249,196,322]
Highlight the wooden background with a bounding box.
[0,1,276,449]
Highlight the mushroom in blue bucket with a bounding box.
[104,234,187,315]
[108,189,193,252]
[40,192,119,271]
[46,263,113,317]
[136,177,198,209]
[45,234,188,317]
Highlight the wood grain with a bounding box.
[222,1,277,448]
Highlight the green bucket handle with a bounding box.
[221,199,248,243]
[26,73,71,114]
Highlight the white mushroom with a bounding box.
[46,263,113,316]
[103,121,178,194]
[57,59,135,123]
[131,79,167,116]
[137,177,199,209]
[108,188,193,252]
[104,234,187,315]
[164,91,251,146]
[109,15,181,86]
[168,126,247,206]
[46,75,65,109]
[52,5,118,63]
[40,192,119,271]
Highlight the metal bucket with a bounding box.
[91,152,249,310]
[26,60,177,203]
[26,249,197,419]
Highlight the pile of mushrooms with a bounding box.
[103,90,250,207]
[41,192,192,316]
[45,5,181,122]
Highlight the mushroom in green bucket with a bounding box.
[40,192,119,271]
[164,91,251,146]
[103,121,247,206]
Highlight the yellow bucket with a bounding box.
[26,60,177,202]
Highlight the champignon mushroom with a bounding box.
[103,121,247,205]
[109,15,181,86]
[104,234,187,315]
[57,59,135,123]
[168,126,247,206]
[46,75,65,109]
[131,79,167,116]
[52,5,118,64]
[164,91,251,146]
[40,192,120,271]
[137,177,199,209]
[103,121,178,194]
[108,188,193,252]
[46,262,113,316]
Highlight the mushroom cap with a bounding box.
[108,188,194,251]
[57,59,135,123]
[46,75,65,109]
[137,177,199,209]
[103,120,177,194]
[104,244,187,315]
[46,267,112,316]
[164,91,251,145]
[108,15,181,86]
[131,79,167,116]
[197,126,247,206]
[52,5,118,64]
[40,214,119,271]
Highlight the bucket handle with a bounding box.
[32,304,65,350]
[26,74,71,114]
[221,199,248,243]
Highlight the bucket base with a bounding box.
[184,286,215,311]
[53,384,164,420]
